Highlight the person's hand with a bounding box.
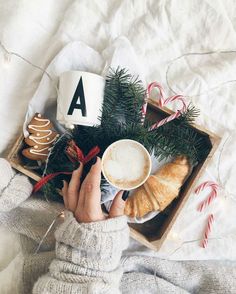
[62,157,126,223]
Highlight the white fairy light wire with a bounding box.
[0,41,66,250]
[166,50,236,201]
[165,49,236,97]
[164,50,236,257]
[0,40,59,95]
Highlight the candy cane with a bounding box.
[141,82,165,123]
[147,82,165,106]
[195,181,219,212]
[195,181,218,248]
[141,101,147,124]
[201,214,214,248]
[149,109,182,130]
[146,82,187,130]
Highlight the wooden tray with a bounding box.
[129,99,221,250]
[6,100,221,250]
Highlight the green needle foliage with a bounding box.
[43,67,211,197]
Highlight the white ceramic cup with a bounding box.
[101,139,152,190]
[57,71,105,128]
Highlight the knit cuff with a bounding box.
[0,158,15,191]
[0,174,33,212]
[55,211,129,251]
[54,211,129,271]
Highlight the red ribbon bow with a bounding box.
[33,141,100,193]
[66,140,100,164]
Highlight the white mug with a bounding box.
[57,71,105,128]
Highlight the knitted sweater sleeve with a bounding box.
[33,211,129,294]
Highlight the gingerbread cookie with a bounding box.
[22,113,59,161]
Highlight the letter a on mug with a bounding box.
[67,77,87,117]
[57,71,105,127]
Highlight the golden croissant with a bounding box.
[124,156,191,218]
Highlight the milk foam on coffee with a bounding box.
[103,140,150,189]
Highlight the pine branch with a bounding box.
[179,103,200,124]
[101,67,145,127]
[147,110,210,164]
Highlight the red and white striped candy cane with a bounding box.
[195,181,219,212]
[141,100,148,124]
[201,214,214,248]
[147,82,165,106]
[141,82,165,123]
[146,82,187,131]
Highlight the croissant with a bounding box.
[124,156,191,218]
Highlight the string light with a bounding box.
[166,51,236,203]
[165,51,236,254]
[165,49,236,97]
[33,210,65,254]
[0,40,59,95]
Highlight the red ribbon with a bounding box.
[33,171,73,193]
[66,140,100,164]
[33,142,100,193]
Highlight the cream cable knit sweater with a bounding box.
[0,159,236,294]
[33,212,129,293]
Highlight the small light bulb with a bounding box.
[168,231,180,241]
[59,211,65,218]
[3,52,11,67]
[65,123,75,129]
[218,197,227,207]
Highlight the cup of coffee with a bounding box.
[57,71,105,128]
[101,139,152,190]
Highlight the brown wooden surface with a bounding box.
[6,101,221,251]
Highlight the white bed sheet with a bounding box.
[0,0,236,265]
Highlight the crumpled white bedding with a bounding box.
[1,0,236,274]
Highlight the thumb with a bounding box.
[109,190,126,218]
